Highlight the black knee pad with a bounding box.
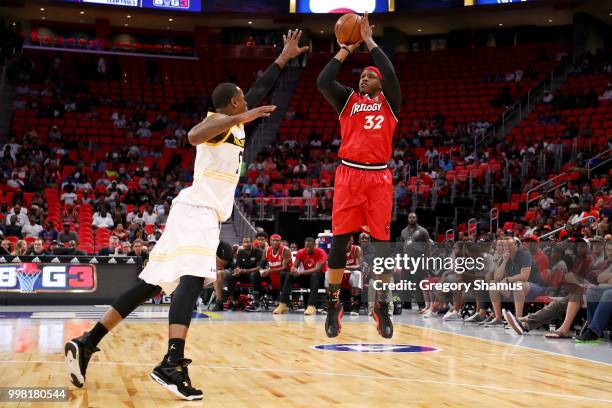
[111,280,161,318]
[328,233,352,269]
[169,275,205,327]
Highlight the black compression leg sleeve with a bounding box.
[111,280,162,318]
[328,233,352,269]
[168,275,205,327]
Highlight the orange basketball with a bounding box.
[334,13,362,45]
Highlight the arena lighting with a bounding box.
[168,18,173,22]
[80,11,85,15]
[40,7,44,11]
[127,15,131,18]
[548,19,553,23]
[41,16,46,20]
[417,28,422,32]
[498,23,503,26]
[320,30,324,34]
[124,23,128,26]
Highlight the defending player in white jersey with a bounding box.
[64,30,308,401]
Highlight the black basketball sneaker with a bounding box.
[325,299,344,338]
[150,358,203,401]
[64,333,100,388]
[372,301,394,338]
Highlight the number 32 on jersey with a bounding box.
[364,115,384,130]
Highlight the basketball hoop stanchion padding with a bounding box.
[16,270,41,293]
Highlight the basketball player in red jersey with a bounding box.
[317,12,401,338]
[259,234,292,314]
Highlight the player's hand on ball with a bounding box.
[337,39,363,54]
[240,105,276,123]
[281,29,309,59]
[360,11,375,42]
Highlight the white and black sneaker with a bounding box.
[504,309,528,335]
[464,313,487,324]
[150,358,203,401]
[64,333,100,388]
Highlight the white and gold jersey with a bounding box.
[174,112,245,221]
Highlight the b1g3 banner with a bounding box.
[0,263,96,293]
[0,262,141,305]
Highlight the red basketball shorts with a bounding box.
[331,164,393,240]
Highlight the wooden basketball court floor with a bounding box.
[0,306,610,407]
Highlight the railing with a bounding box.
[525,172,566,209]
[236,189,334,221]
[501,101,522,137]
[586,148,612,179]
[232,201,258,240]
[539,215,597,240]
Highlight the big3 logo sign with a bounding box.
[0,263,97,293]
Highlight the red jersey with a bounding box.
[345,245,360,268]
[266,245,291,271]
[295,247,328,273]
[338,91,398,164]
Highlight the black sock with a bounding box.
[328,283,341,302]
[164,338,185,364]
[88,323,108,347]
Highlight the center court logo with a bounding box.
[312,343,440,353]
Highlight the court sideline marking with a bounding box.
[2,359,611,403]
[395,322,612,367]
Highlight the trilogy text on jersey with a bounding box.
[350,102,382,117]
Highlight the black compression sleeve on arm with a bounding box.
[370,47,401,115]
[244,63,282,107]
[316,58,352,114]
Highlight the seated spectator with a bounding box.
[142,204,157,225]
[0,239,11,255]
[67,240,86,256]
[92,207,114,229]
[127,207,145,226]
[576,267,612,342]
[11,239,27,256]
[62,202,78,225]
[98,236,120,256]
[542,90,554,104]
[486,236,546,326]
[28,239,48,256]
[275,237,326,315]
[128,239,149,262]
[6,204,28,227]
[39,221,58,242]
[48,125,62,141]
[57,223,78,244]
[156,201,171,225]
[136,125,152,138]
[293,159,308,178]
[112,223,129,241]
[223,236,263,311]
[61,185,78,205]
[7,174,23,189]
[117,241,132,256]
[288,181,303,198]
[5,215,22,238]
[21,213,43,238]
[598,83,612,101]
